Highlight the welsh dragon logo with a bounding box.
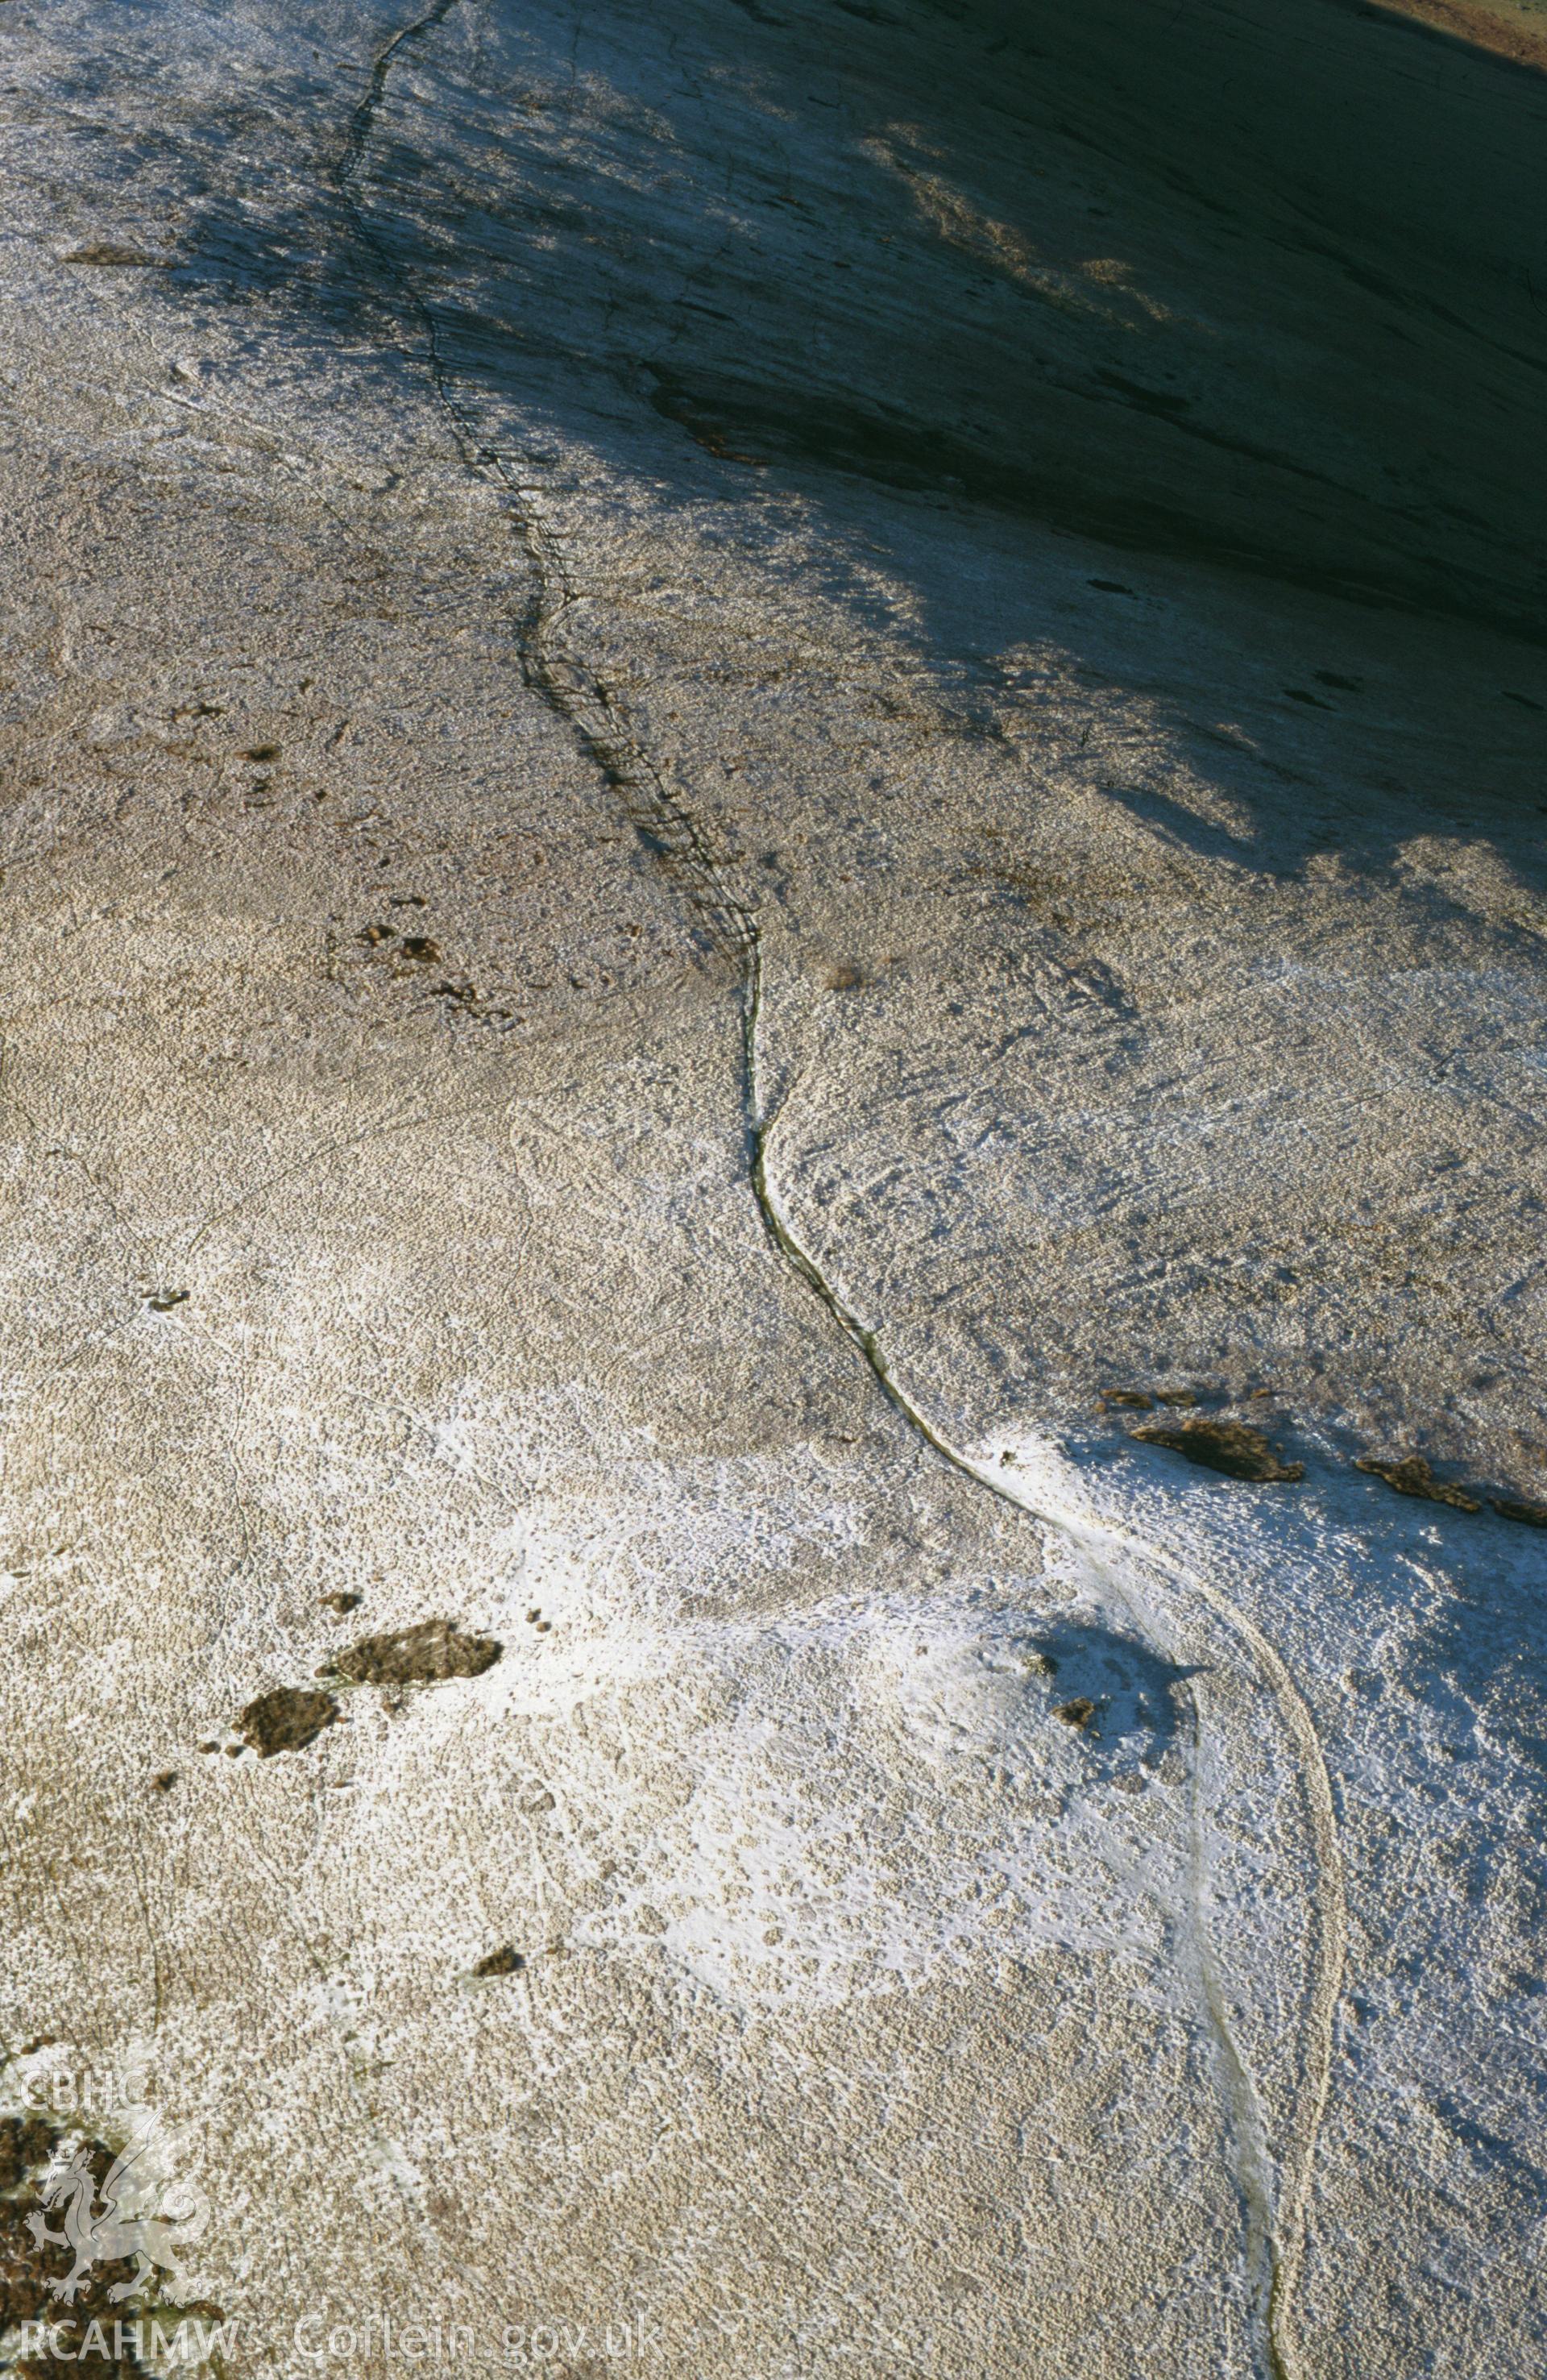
[26,2118,209,2305]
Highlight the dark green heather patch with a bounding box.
[60,244,169,269]
[473,1946,525,1977]
[1133,1417,1304,1482]
[1356,1455,1480,1512]
[237,1685,342,1755]
[1492,1496,1547,1527]
[0,2112,55,2195]
[325,1618,502,1688]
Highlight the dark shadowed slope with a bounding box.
[144,0,1547,635]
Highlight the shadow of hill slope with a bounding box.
[152,0,1547,640]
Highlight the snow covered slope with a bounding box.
[0,2,1543,2374]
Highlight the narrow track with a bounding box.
[335,19,1346,2373]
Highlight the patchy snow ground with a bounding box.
[0,2,1544,2374]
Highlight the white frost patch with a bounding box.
[555,1579,1193,2010]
